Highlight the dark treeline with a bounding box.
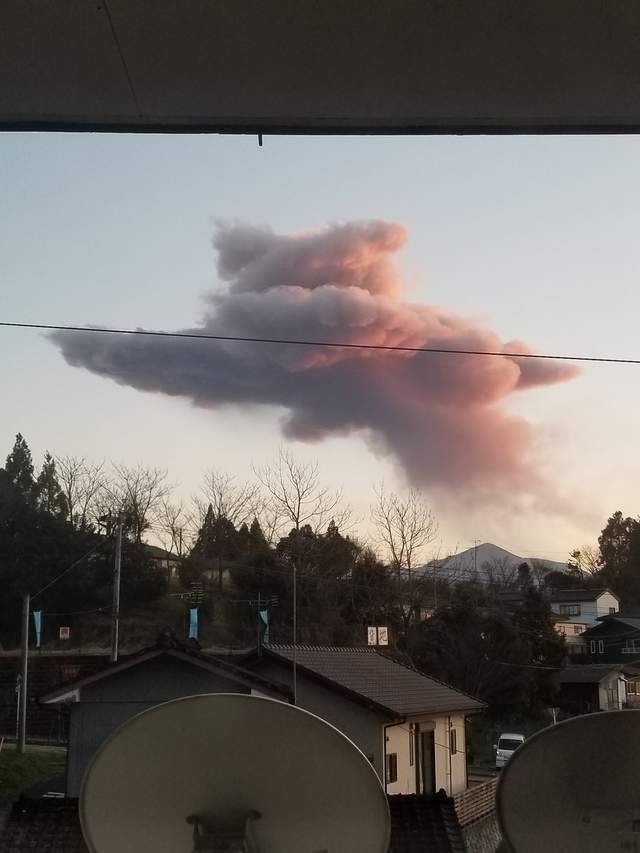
[1,432,635,719]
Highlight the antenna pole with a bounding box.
[293,560,297,705]
[18,593,29,754]
[111,515,123,663]
[257,591,261,653]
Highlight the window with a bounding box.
[450,729,457,755]
[609,607,617,615]
[573,625,582,634]
[598,640,604,654]
[559,604,581,617]
[409,726,415,767]
[623,639,640,654]
[627,681,638,695]
[590,641,596,654]
[385,753,398,784]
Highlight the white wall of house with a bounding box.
[597,672,626,710]
[552,593,618,627]
[555,622,587,642]
[384,713,467,796]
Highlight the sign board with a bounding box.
[59,626,70,640]
[367,626,389,646]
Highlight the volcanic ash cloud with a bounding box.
[50,220,577,495]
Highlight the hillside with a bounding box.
[418,542,569,585]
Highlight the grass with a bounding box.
[0,745,66,800]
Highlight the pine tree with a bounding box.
[34,452,68,518]
[4,433,35,498]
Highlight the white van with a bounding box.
[494,732,525,769]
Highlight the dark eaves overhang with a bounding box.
[4,1,640,135]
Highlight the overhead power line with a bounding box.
[2,320,640,365]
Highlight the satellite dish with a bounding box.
[497,710,640,853]
[80,693,390,853]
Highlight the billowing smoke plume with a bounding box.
[50,221,577,495]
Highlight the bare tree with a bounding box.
[155,498,192,557]
[254,448,347,536]
[110,463,171,542]
[371,484,439,638]
[200,470,262,527]
[568,546,601,576]
[371,484,438,574]
[254,448,348,702]
[482,556,519,588]
[55,456,109,530]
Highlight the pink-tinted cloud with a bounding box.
[49,220,578,495]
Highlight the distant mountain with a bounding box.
[417,542,569,585]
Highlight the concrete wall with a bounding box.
[253,657,387,780]
[384,713,467,796]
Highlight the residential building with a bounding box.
[40,631,290,796]
[249,644,486,796]
[553,618,588,654]
[555,664,640,715]
[42,634,485,800]
[581,614,640,663]
[548,589,619,628]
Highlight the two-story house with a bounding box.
[548,589,619,629]
[581,614,640,664]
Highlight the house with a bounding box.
[553,617,589,653]
[248,644,486,796]
[555,664,640,715]
[580,614,640,663]
[548,589,619,628]
[144,543,183,582]
[40,630,291,797]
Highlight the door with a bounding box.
[415,728,436,795]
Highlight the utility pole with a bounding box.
[292,560,297,706]
[111,515,123,663]
[18,592,29,754]
[256,591,262,652]
[473,539,481,575]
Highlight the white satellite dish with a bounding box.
[497,710,640,853]
[80,693,390,853]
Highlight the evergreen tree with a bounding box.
[34,452,68,518]
[4,433,34,499]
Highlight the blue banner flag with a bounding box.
[259,609,270,645]
[188,607,198,640]
[33,610,42,648]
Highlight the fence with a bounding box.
[453,777,498,827]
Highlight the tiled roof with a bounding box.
[41,631,291,704]
[1,799,88,853]
[556,664,634,684]
[265,645,485,716]
[549,588,618,603]
[583,614,640,635]
[1,794,465,853]
[388,792,466,853]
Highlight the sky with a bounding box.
[2,132,640,562]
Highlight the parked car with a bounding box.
[494,733,525,769]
